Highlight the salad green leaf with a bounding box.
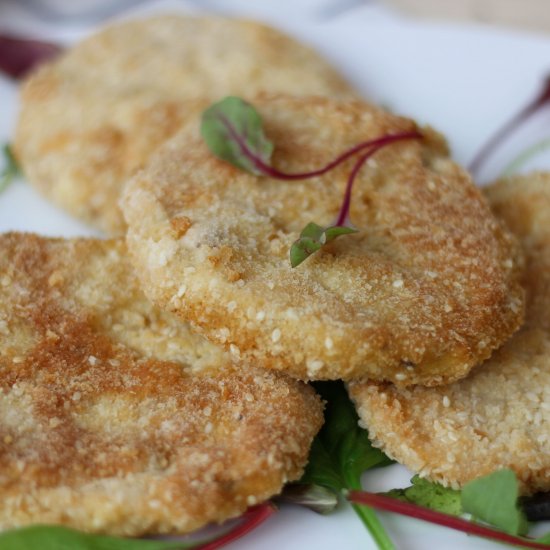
[0,503,276,550]
[462,469,529,536]
[386,476,462,516]
[300,382,395,550]
[0,525,192,550]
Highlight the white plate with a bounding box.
[1,2,550,549]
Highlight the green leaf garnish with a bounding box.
[200,96,273,175]
[387,470,530,536]
[200,98,421,267]
[462,469,529,536]
[290,223,357,268]
[0,525,193,550]
[300,382,395,549]
[385,475,462,516]
[0,503,276,550]
[0,144,20,193]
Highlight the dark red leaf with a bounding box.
[0,34,61,79]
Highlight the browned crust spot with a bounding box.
[0,233,323,535]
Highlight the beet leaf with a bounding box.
[201,98,421,267]
[201,97,274,175]
[0,34,61,79]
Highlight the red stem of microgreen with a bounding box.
[334,132,421,226]
[221,114,421,181]
[0,34,61,79]
[469,75,550,177]
[335,148,373,226]
[348,490,549,549]
[196,503,277,550]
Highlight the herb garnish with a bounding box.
[294,382,395,549]
[201,97,421,267]
[289,223,358,268]
[0,144,19,193]
[0,503,275,550]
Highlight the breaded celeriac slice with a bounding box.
[349,173,550,494]
[121,95,524,386]
[0,233,323,535]
[14,15,356,234]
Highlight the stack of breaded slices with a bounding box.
[2,13,545,538]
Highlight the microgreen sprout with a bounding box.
[290,132,420,267]
[201,97,422,267]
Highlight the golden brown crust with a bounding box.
[349,172,550,494]
[122,94,524,385]
[0,233,323,535]
[14,15,356,234]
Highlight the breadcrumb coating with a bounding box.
[122,94,524,385]
[0,233,323,535]
[350,172,550,494]
[14,15,356,234]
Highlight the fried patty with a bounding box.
[0,233,323,535]
[349,172,550,494]
[121,94,524,385]
[14,15,356,234]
